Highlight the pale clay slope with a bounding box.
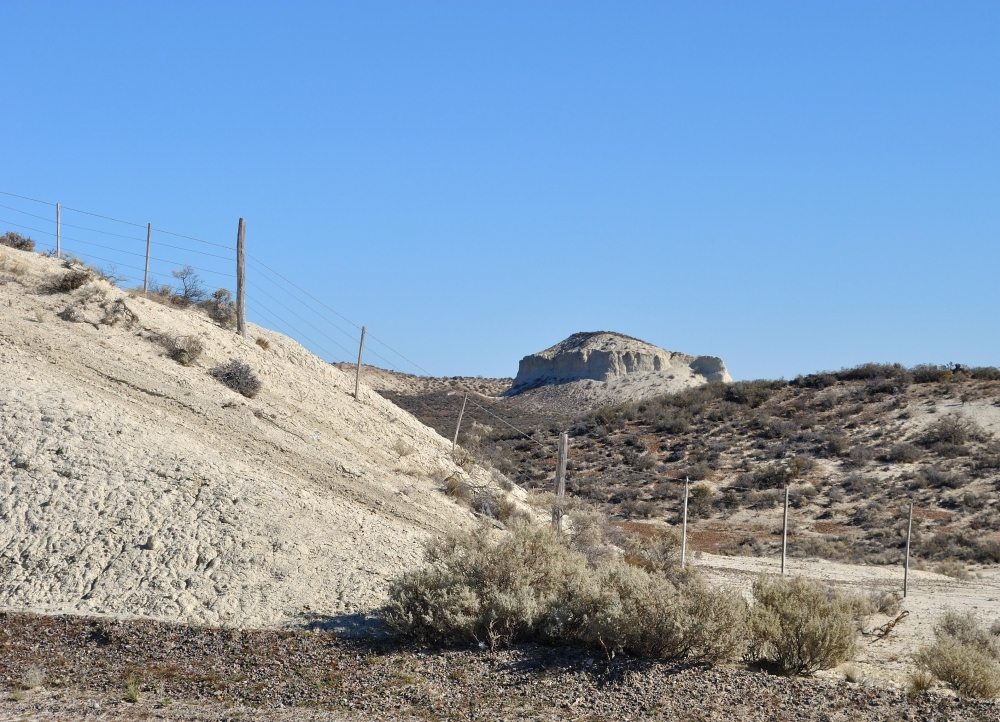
[0,247,500,629]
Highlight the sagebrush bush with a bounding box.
[916,635,1000,698]
[382,519,746,660]
[210,359,261,398]
[0,231,35,252]
[934,610,1000,660]
[165,335,204,366]
[47,269,92,293]
[746,576,858,675]
[200,288,237,328]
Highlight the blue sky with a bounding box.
[1,2,998,380]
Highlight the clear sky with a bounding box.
[2,2,998,380]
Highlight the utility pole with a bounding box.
[55,203,61,258]
[452,392,468,452]
[143,223,152,295]
[552,432,568,531]
[904,502,914,597]
[681,476,689,569]
[782,486,790,576]
[354,326,366,401]
[236,218,247,338]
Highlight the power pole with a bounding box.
[552,432,568,531]
[452,392,468,452]
[143,223,152,295]
[236,218,247,338]
[55,203,61,258]
[681,476,689,569]
[354,326,366,401]
[782,486,790,576]
[904,502,914,597]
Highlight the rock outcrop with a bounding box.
[505,332,730,411]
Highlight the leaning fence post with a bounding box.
[552,432,568,532]
[904,502,914,597]
[55,203,61,258]
[354,326,366,401]
[681,476,689,569]
[781,486,790,576]
[143,223,152,295]
[452,392,468,452]
[236,218,247,338]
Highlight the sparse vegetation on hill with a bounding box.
[379,362,1000,568]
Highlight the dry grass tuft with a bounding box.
[255,336,270,350]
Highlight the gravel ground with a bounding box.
[0,612,997,721]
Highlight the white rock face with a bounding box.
[507,332,731,410]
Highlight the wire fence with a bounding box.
[0,189,550,452]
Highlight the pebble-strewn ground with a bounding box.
[0,613,996,721]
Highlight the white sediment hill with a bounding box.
[506,332,731,412]
[0,246,498,629]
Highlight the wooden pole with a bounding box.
[55,203,61,259]
[452,392,468,452]
[354,326,366,401]
[782,486,790,576]
[552,432,568,531]
[143,223,152,295]
[236,218,247,338]
[904,502,914,597]
[681,476,689,569]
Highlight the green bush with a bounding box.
[746,576,858,675]
[382,519,746,661]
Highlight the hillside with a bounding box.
[0,245,503,629]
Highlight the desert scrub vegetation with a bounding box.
[745,576,859,675]
[915,610,1000,698]
[0,231,35,252]
[157,334,204,366]
[382,519,746,660]
[210,359,261,398]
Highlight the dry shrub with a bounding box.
[382,519,746,661]
[101,298,138,328]
[935,560,971,581]
[1,231,35,252]
[255,336,270,350]
[887,442,922,464]
[919,415,988,448]
[916,636,1000,698]
[393,438,416,457]
[210,359,261,398]
[908,669,935,697]
[200,288,236,328]
[159,335,204,366]
[47,268,93,293]
[746,576,858,675]
[934,610,1000,660]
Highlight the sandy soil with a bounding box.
[0,247,504,629]
[696,551,1000,687]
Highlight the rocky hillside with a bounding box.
[0,245,504,629]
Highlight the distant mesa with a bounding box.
[507,331,730,402]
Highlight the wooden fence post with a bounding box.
[354,326,366,401]
[552,432,568,531]
[681,476,689,569]
[782,486,790,576]
[452,392,468,452]
[904,502,914,597]
[236,218,247,338]
[143,223,152,295]
[55,203,61,259]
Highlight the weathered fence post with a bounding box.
[55,203,61,258]
[681,476,689,569]
[782,486,790,576]
[236,218,247,338]
[354,326,366,401]
[452,392,468,452]
[552,432,568,531]
[904,502,914,597]
[143,223,152,295]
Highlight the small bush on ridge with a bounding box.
[0,231,35,252]
[210,359,261,398]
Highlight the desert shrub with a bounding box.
[383,520,746,660]
[393,438,415,457]
[210,359,261,398]
[101,298,138,328]
[200,288,236,328]
[743,463,795,490]
[911,364,953,384]
[935,560,971,581]
[573,564,747,661]
[846,445,875,466]
[255,336,270,350]
[916,635,1000,698]
[919,415,988,448]
[171,265,207,305]
[47,268,92,292]
[969,366,1000,381]
[836,363,910,385]
[887,442,922,464]
[933,610,1000,660]
[724,380,783,408]
[746,576,858,675]
[0,231,35,252]
[920,465,967,489]
[159,335,204,366]
[819,431,849,457]
[620,498,658,518]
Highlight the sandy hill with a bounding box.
[0,246,500,630]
